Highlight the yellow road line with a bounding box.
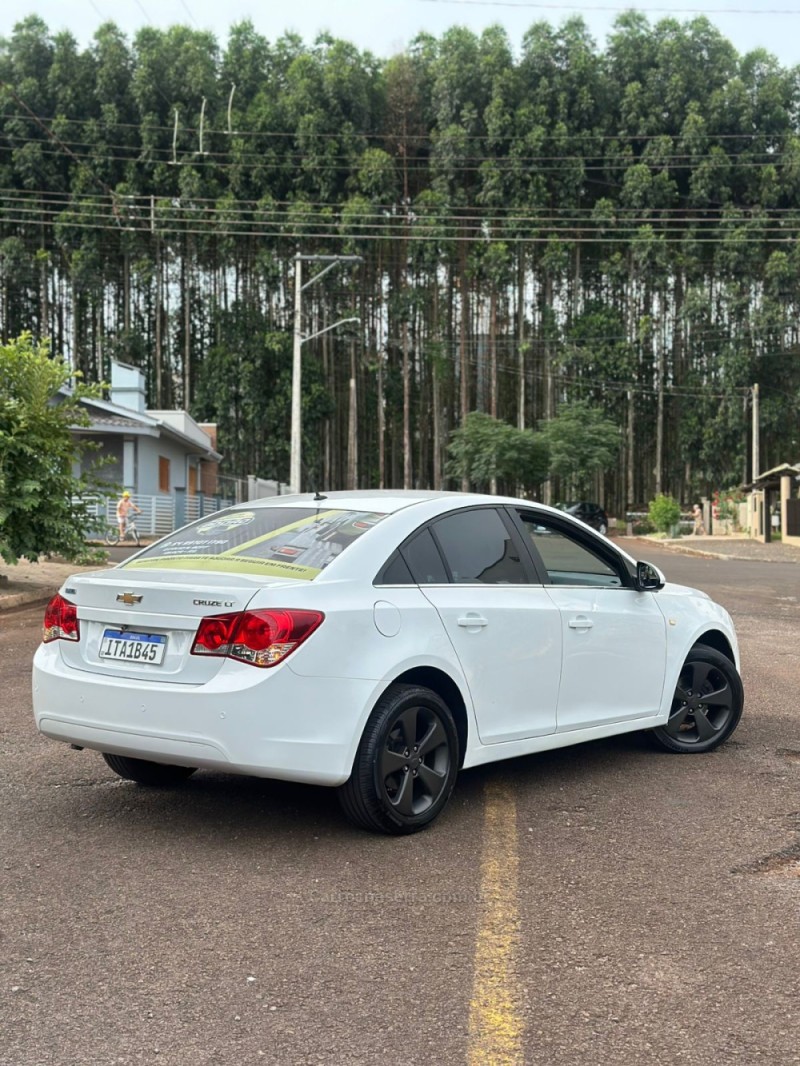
[467,779,524,1066]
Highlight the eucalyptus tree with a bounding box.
[2,14,800,511]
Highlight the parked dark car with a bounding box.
[561,501,609,535]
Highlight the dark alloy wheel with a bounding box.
[651,644,743,754]
[338,683,459,835]
[102,753,197,786]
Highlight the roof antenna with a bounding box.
[303,458,327,501]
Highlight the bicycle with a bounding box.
[105,518,141,547]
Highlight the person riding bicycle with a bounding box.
[116,490,141,539]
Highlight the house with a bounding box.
[72,361,221,496]
[70,361,229,535]
[746,463,800,547]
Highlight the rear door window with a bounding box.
[400,528,449,584]
[432,508,530,584]
[123,507,385,581]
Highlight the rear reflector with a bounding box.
[191,609,324,668]
[43,594,80,643]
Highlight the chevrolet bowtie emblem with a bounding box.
[116,592,143,605]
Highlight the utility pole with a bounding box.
[751,383,760,483]
[290,253,362,493]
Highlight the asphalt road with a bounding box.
[1,545,798,1066]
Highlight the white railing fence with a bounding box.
[78,492,234,539]
[184,493,232,523]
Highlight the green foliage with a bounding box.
[648,493,682,533]
[73,546,110,566]
[3,16,800,509]
[714,486,746,529]
[538,401,620,498]
[0,334,104,564]
[192,313,334,485]
[446,412,549,493]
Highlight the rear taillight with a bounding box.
[43,593,80,643]
[191,609,324,668]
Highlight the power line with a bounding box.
[3,128,798,169]
[177,0,200,29]
[6,187,800,228]
[5,110,799,146]
[8,185,800,217]
[4,209,800,242]
[0,79,121,209]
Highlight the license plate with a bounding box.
[100,629,167,665]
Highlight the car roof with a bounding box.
[228,489,614,535]
[230,489,511,516]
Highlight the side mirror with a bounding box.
[635,560,665,591]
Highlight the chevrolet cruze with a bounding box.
[32,491,744,834]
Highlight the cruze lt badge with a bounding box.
[193,599,234,607]
[116,592,143,605]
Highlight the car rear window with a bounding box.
[122,507,385,580]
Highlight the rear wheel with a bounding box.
[102,753,197,786]
[104,527,120,546]
[338,683,459,835]
[651,644,743,753]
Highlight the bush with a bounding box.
[0,334,105,564]
[632,517,655,535]
[648,494,681,534]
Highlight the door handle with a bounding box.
[457,614,489,628]
[568,616,594,630]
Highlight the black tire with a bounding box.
[651,644,743,754]
[105,527,120,546]
[597,521,608,536]
[338,683,460,835]
[102,753,197,786]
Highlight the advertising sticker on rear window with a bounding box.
[123,508,385,580]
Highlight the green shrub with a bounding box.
[73,547,109,567]
[632,517,655,535]
[648,494,681,534]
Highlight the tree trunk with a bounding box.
[347,340,358,489]
[517,250,525,430]
[154,235,163,406]
[402,317,411,489]
[432,281,442,491]
[459,238,469,491]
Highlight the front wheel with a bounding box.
[102,753,197,786]
[338,684,459,835]
[651,644,743,754]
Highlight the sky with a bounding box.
[3,0,800,67]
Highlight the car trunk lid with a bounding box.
[57,568,296,683]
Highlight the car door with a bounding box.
[512,509,667,733]
[409,507,562,745]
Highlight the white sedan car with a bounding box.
[32,491,743,834]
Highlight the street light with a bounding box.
[290,254,362,494]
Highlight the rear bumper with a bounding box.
[32,644,377,786]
